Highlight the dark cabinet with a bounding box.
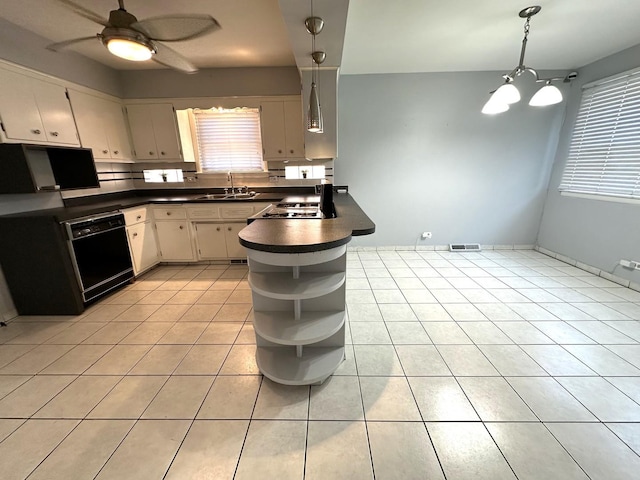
[0,144,99,194]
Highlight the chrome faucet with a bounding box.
[227,171,234,193]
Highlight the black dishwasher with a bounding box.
[63,212,134,303]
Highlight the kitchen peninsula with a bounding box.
[239,192,375,385]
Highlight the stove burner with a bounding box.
[258,203,323,219]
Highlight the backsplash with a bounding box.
[63,159,334,198]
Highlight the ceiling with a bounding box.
[342,0,640,74]
[0,0,639,74]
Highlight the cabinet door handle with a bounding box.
[227,227,232,231]
[216,227,221,231]
[102,149,108,154]
[179,225,184,230]
[133,232,138,237]
[278,149,283,154]
[114,150,119,155]
[160,151,166,155]
[50,131,59,137]
[166,212,171,216]
[289,149,294,154]
[149,151,154,155]
[136,215,142,220]
[32,129,41,134]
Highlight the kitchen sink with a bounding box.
[196,194,229,200]
[195,192,260,201]
[226,192,260,199]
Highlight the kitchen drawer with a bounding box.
[153,205,187,220]
[220,205,254,219]
[122,206,149,226]
[186,206,220,220]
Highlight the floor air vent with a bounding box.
[449,243,482,252]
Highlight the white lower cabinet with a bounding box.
[145,202,270,263]
[225,223,247,258]
[127,221,159,274]
[155,220,195,261]
[123,206,159,275]
[193,223,227,259]
[193,222,247,260]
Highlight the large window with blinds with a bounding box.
[559,67,640,200]
[190,107,264,173]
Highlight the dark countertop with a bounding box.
[0,188,375,254]
[0,191,289,222]
[238,192,375,254]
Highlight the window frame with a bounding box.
[187,107,266,174]
[559,66,640,202]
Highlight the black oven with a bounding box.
[64,211,133,303]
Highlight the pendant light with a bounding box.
[482,6,576,114]
[305,2,325,133]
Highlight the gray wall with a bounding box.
[0,18,122,96]
[537,43,640,281]
[120,67,301,98]
[336,71,570,247]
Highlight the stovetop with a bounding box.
[254,202,323,219]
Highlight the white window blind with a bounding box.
[559,68,640,199]
[192,107,264,173]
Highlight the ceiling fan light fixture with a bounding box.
[529,82,563,106]
[104,36,155,61]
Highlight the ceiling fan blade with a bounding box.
[131,15,221,42]
[151,42,198,74]
[46,36,99,52]
[54,0,110,27]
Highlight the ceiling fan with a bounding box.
[46,0,221,73]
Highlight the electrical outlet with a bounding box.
[269,176,278,183]
[421,232,432,239]
[620,259,640,269]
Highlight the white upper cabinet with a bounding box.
[126,103,182,161]
[261,99,304,160]
[283,100,305,157]
[0,68,79,146]
[68,89,133,162]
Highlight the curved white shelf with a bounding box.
[249,271,345,300]
[253,310,345,345]
[246,245,347,267]
[256,346,345,385]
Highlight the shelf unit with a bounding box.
[246,244,347,385]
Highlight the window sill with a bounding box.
[560,191,640,205]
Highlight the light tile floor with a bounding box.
[1,249,640,479]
